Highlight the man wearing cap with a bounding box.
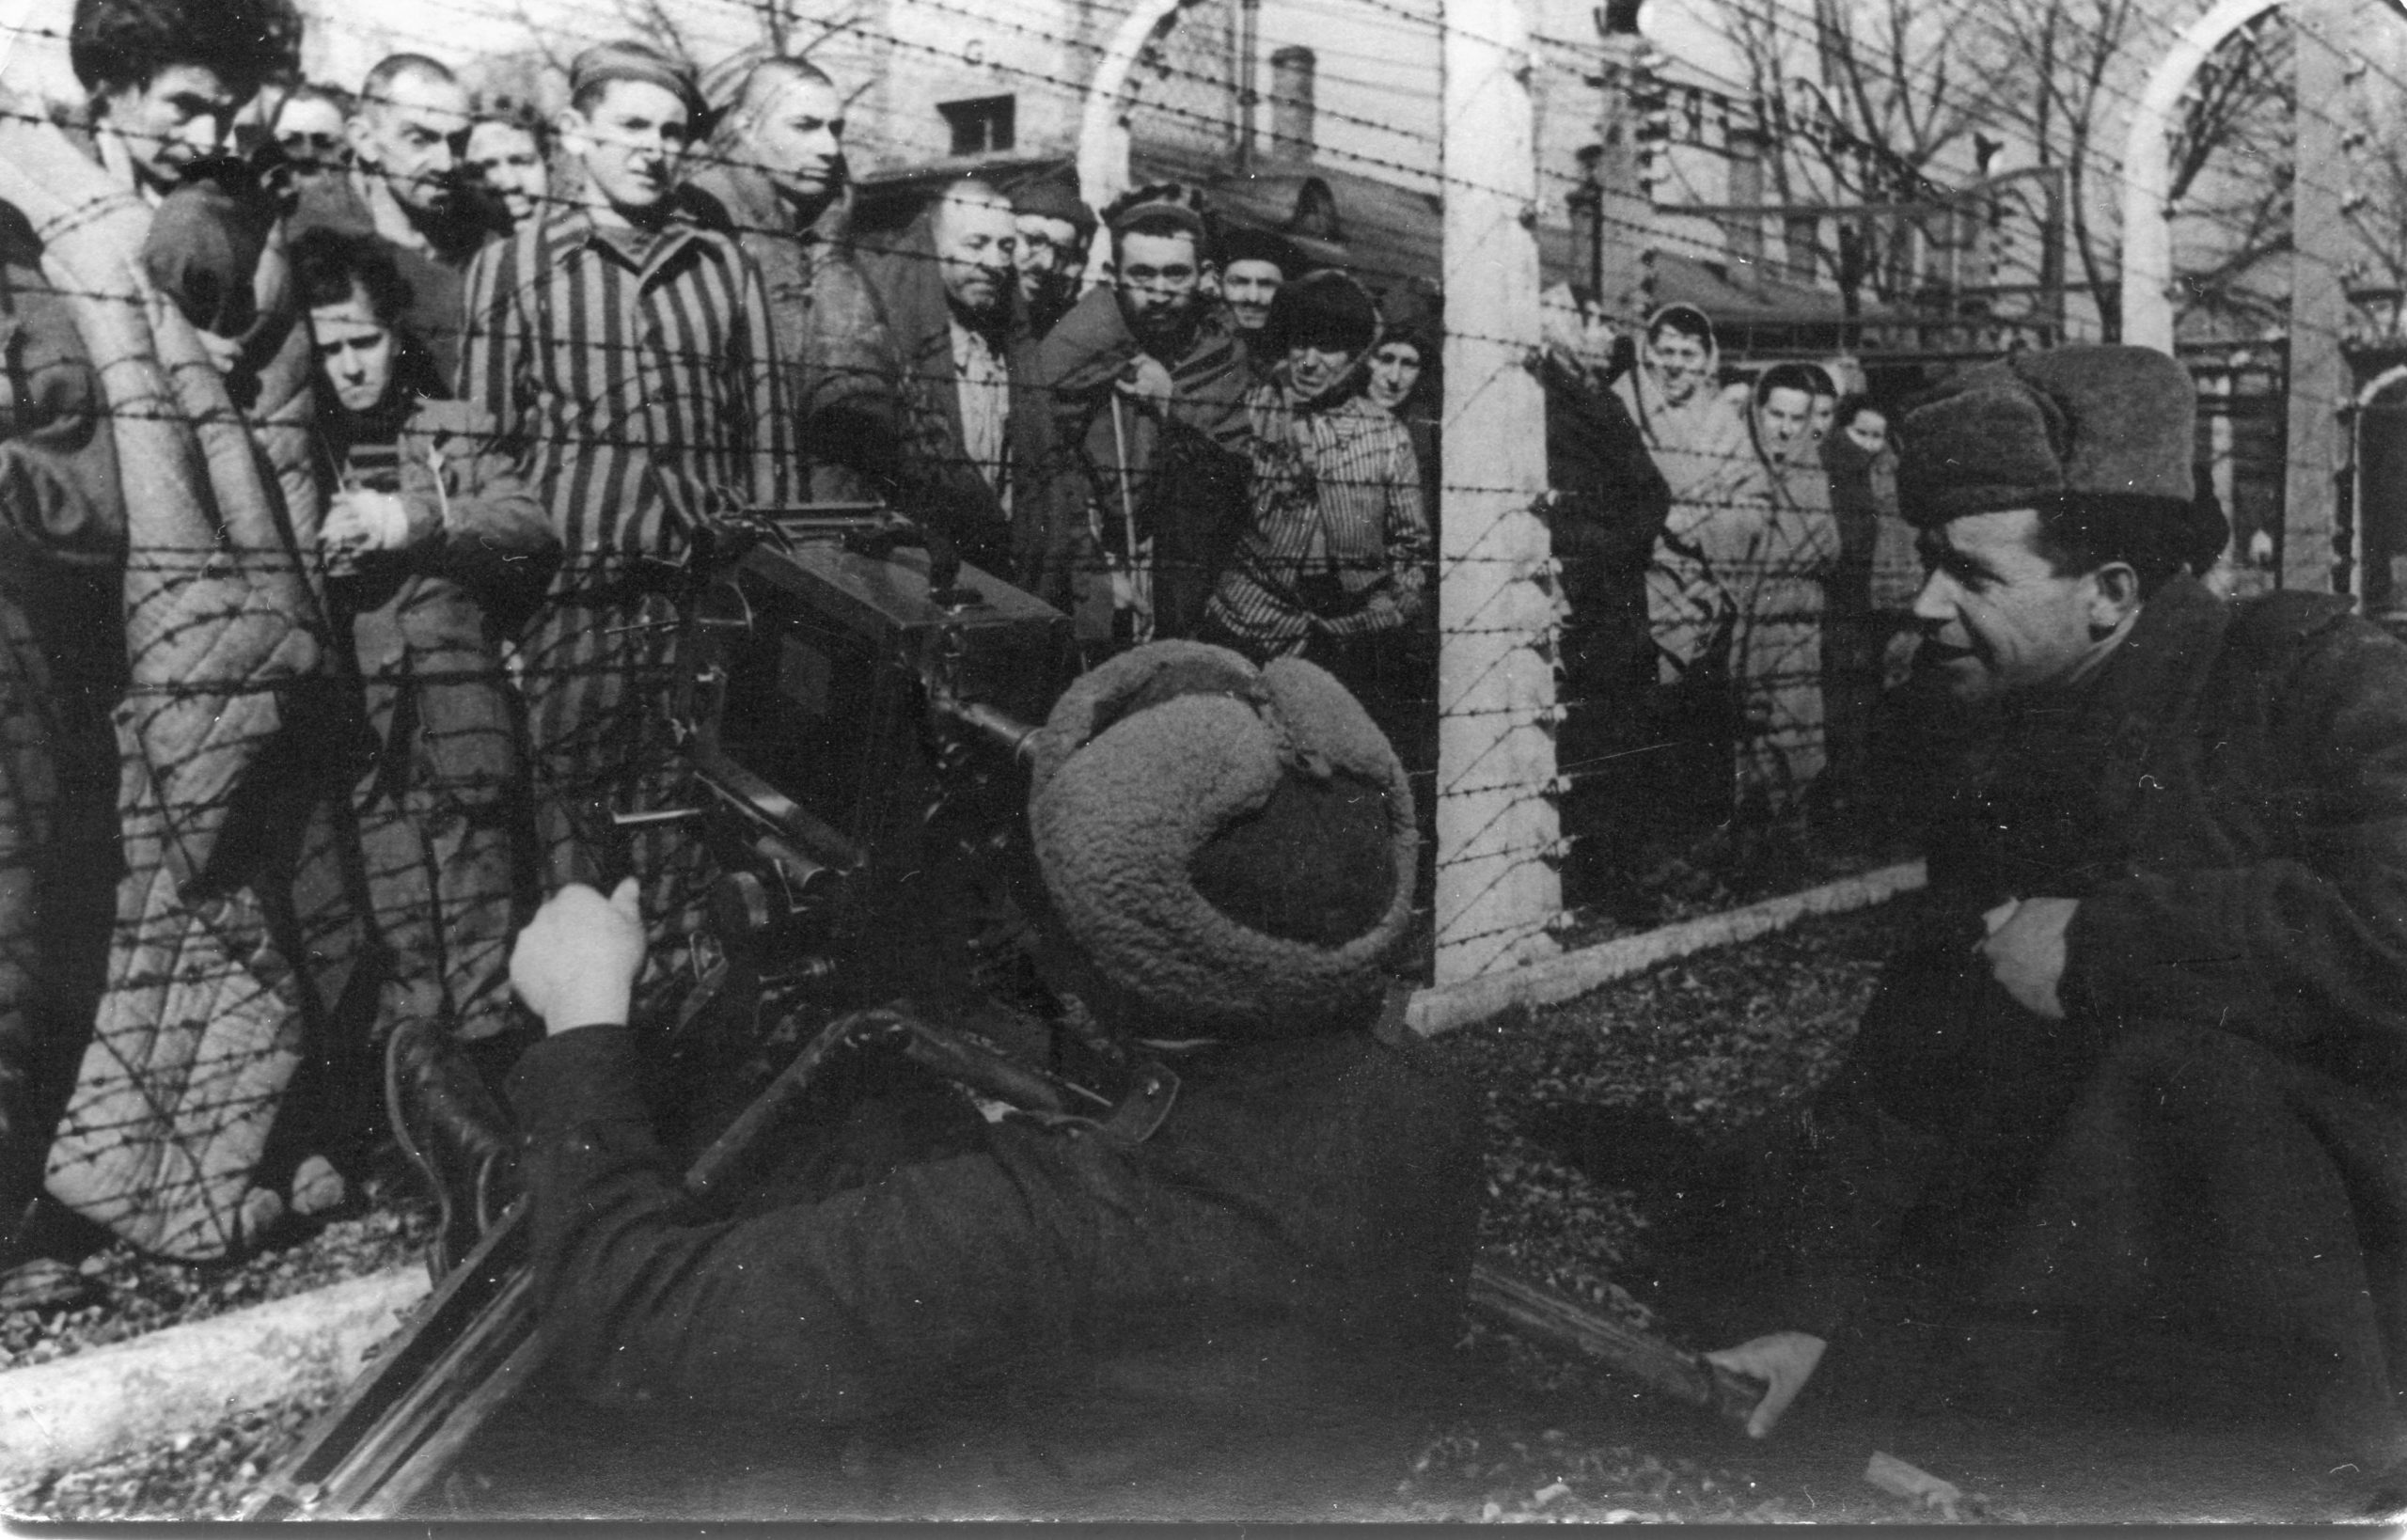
[458,39,790,924]
[1665,346,2407,1472]
[1033,183,1254,648]
[1204,270,1428,752]
[427,642,1480,1513]
[1011,175,1094,340]
[687,55,902,505]
[1218,228,1299,385]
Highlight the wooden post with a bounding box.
[2283,0,2348,592]
[1436,0,1562,983]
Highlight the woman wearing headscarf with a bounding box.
[1611,303,1753,689]
[1731,363,1840,826]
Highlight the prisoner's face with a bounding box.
[1015,212,1082,309]
[464,119,547,226]
[1365,340,1423,410]
[563,81,692,216]
[311,286,399,414]
[1649,327,1709,404]
[934,193,1018,321]
[1284,342,1356,406]
[1221,258,1284,333]
[748,78,843,203]
[102,63,244,193]
[274,96,348,176]
[1114,230,1204,347]
[1843,409,1888,456]
[353,71,471,217]
[1809,392,1836,444]
[1756,386,1811,463]
[1911,508,2130,703]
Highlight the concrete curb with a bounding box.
[1407,859,1927,1038]
[0,1265,428,1487]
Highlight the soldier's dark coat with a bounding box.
[1794,574,2407,1459]
[482,1016,1480,1511]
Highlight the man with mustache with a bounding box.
[1032,183,1255,650]
[858,178,1048,582]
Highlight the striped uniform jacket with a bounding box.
[457,203,793,572]
[1206,384,1431,652]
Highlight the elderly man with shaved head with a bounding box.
[291,53,497,381]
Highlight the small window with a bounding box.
[940,95,1016,157]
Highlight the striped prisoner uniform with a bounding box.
[458,204,791,911]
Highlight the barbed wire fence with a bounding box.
[0,0,2393,1260]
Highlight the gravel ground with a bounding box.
[0,1200,434,1373]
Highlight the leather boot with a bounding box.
[385,1018,520,1277]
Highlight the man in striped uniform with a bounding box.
[457,40,791,934]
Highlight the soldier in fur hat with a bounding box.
[1545,346,2407,1475]
[417,642,1478,1513]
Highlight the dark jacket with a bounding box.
[1801,576,2407,1457]
[506,1017,1480,1440]
[856,210,1052,583]
[686,166,902,506]
[315,392,552,1043]
[1033,286,1255,639]
[1537,350,1672,702]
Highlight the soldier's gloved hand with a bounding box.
[1704,1330,1826,1439]
[511,877,646,1036]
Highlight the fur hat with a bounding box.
[1262,268,1380,358]
[1896,345,2195,527]
[1219,225,1302,275]
[1012,173,1095,239]
[1028,641,1416,1039]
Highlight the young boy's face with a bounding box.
[562,80,691,216]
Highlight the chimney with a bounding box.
[1724,125,1766,268]
[1269,45,1315,162]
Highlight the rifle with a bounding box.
[1467,1263,1767,1431]
[244,511,1082,1518]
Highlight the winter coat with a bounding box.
[0,200,124,1231]
[1539,350,1672,705]
[685,166,902,506]
[855,209,1053,584]
[1800,575,2407,1463]
[478,1014,1481,1509]
[1033,286,1255,642]
[317,392,553,1043]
